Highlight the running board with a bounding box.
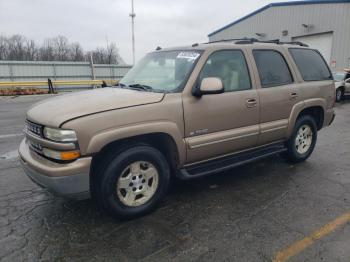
[177,143,287,180]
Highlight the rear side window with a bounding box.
[253,50,293,88]
[289,48,332,81]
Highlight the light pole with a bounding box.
[130,0,136,65]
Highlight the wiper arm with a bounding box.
[114,82,126,88]
[128,84,153,91]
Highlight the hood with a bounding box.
[27,88,164,127]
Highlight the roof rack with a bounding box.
[282,41,309,47]
[204,38,254,44]
[206,38,309,47]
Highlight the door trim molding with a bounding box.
[187,124,259,149]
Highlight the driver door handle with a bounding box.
[290,92,298,100]
[246,98,257,108]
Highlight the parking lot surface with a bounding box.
[0,94,349,262]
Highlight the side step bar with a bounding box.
[177,143,287,180]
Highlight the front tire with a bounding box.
[283,115,317,163]
[94,145,170,219]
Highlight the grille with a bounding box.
[25,120,43,137]
[29,141,44,154]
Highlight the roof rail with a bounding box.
[207,38,308,47]
[235,38,280,44]
[282,41,309,47]
[205,37,257,44]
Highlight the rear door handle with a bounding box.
[290,92,298,100]
[246,98,257,108]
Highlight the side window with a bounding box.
[289,48,332,81]
[253,50,293,88]
[199,50,251,92]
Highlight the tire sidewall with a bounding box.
[100,146,170,219]
[289,115,317,161]
[336,88,343,102]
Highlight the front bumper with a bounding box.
[19,139,91,200]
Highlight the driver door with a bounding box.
[182,49,259,164]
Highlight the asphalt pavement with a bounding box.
[0,94,349,262]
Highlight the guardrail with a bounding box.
[0,79,118,87]
[0,79,120,95]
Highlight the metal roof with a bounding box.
[208,0,350,37]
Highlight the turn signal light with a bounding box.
[42,148,80,161]
[60,151,81,161]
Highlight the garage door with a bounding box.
[293,33,333,65]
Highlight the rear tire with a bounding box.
[283,115,317,163]
[93,145,170,219]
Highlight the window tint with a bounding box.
[289,48,332,81]
[199,50,251,92]
[253,50,293,88]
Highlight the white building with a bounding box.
[208,0,350,69]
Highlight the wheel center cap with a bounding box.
[131,176,145,188]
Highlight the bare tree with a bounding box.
[39,38,55,61]
[52,36,70,61]
[70,42,84,61]
[7,34,26,60]
[0,36,8,60]
[0,34,125,64]
[24,39,37,61]
[89,47,106,64]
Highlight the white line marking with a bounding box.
[0,133,23,139]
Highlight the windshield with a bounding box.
[332,72,345,82]
[119,50,201,92]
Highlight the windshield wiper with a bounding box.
[114,82,126,88]
[128,84,153,91]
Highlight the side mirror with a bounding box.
[193,77,224,97]
[345,78,350,83]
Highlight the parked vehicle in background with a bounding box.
[19,40,335,219]
[333,69,350,102]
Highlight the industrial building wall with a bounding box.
[0,61,132,82]
[209,3,350,69]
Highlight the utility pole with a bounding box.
[130,0,136,65]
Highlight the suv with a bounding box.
[19,40,335,219]
[333,70,350,102]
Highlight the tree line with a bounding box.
[0,34,125,64]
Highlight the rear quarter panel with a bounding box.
[286,80,335,137]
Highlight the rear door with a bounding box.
[251,49,301,145]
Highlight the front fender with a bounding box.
[86,121,186,165]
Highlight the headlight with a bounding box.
[43,127,77,142]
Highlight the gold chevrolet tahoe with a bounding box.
[19,39,336,219]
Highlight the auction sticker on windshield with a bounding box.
[177,52,200,61]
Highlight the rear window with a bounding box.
[253,50,293,88]
[289,48,332,81]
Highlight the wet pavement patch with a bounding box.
[0,150,19,161]
[109,221,175,260]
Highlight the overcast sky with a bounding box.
[0,0,291,64]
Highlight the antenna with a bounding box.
[130,0,136,65]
